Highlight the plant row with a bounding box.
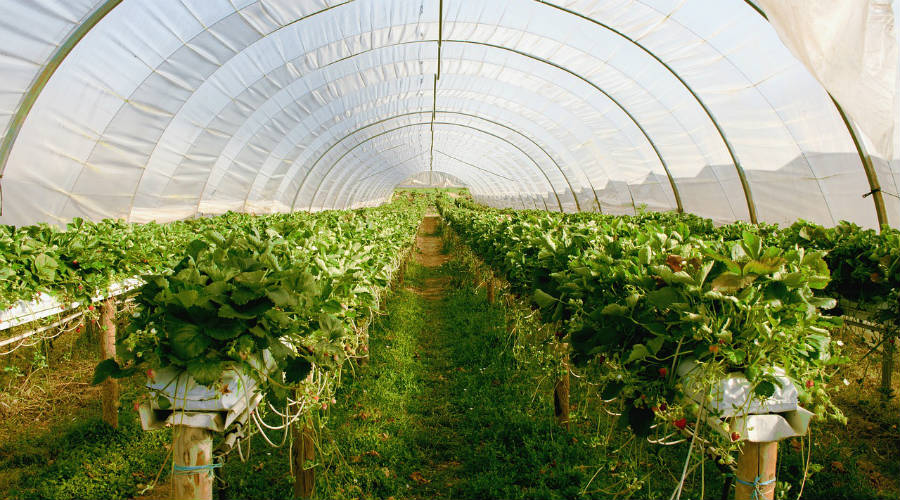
[0,212,294,311]
[573,209,900,316]
[88,195,432,410]
[437,198,849,442]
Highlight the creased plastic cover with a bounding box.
[0,0,896,228]
[757,0,898,160]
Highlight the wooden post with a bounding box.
[486,276,495,304]
[99,297,119,428]
[881,334,895,400]
[293,422,315,499]
[554,342,570,429]
[173,425,214,500]
[877,295,897,400]
[734,441,777,500]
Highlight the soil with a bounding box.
[412,215,450,300]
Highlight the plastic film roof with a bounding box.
[0,0,898,228]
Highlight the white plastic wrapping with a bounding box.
[0,0,897,227]
[757,0,897,161]
[678,359,814,442]
[678,360,799,418]
[0,278,143,332]
[139,357,269,433]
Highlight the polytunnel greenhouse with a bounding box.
[0,0,898,499]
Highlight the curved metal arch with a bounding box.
[321,124,551,212]
[16,3,694,219]
[282,39,685,213]
[315,126,533,207]
[536,0,753,220]
[301,121,564,211]
[0,0,124,214]
[369,163,551,212]
[343,131,545,211]
[570,0,828,224]
[740,0,888,228]
[352,148,537,210]
[332,128,543,211]
[10,0,852,223]
[0,0,123,166]
[236,88,587,213]
[340,140,550,209]
[278,108,556,210]
[326,139,498,201]
[239,72,633,213]
[319,109,600,211]
[33,1,356,221]
[208,19,682,217]
[345,148,519,208]
[228,76,604,213]
[365,159,547,211]
[361,150,525,208]
[179,36,685,216]
[428,150,540,210]
[287,111,565,212]
[205,52,631,215]
[365,163,539,211]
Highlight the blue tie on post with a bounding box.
[735,474,775,500]
[173,462,223,477]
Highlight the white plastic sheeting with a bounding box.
[0,0,897,227]
[758,0,897,161]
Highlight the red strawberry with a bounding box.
[133,401,140,412]
[805,380,814,389]
[674,418,687,430]
[87,305,95,311]
[731,432,741,442]
[651,406,659,413]
[658,367,668,377]
[72,260,79,266]
[709,345,720,354]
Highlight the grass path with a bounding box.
[302,215,601,500]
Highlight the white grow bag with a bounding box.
[138,354,272,433]
[677,360,814,442]
[0,278,143,331]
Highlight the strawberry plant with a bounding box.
[438,198,848,446]
[91,197,429,404]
